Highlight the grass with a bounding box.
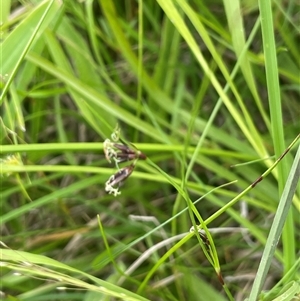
[0,0,299,300]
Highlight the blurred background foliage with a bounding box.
[0,0,299,300]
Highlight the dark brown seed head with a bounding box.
[138,151,147,160]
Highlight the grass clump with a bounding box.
[1,1,299,300]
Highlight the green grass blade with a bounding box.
[0,0,62,103]
[248,144,300,300]
[258,0,296,273]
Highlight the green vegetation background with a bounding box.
[0,0,299,300]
